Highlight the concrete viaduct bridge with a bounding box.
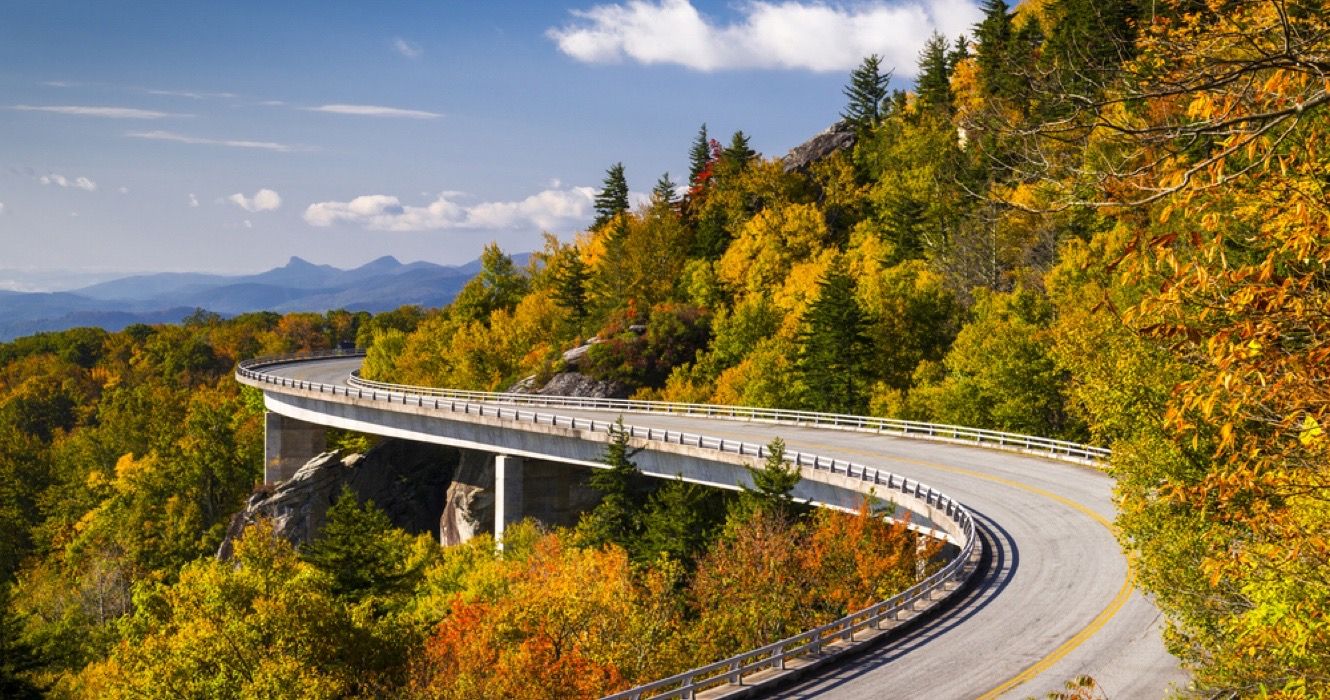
[237,351,1185,699]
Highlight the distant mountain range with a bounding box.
[0,254,525,342]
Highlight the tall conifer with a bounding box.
[593,162,630,230]
[688,123,711,184]
[916,32,954,113]
[842,54,892,129]
[974,0,1015,98]
[796,260,873,414]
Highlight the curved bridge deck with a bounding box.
[241,355,1185,699]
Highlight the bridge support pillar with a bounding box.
[494,454,524,549]
[265,412,326,485]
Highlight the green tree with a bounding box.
[577,419,649,550]
[636,477,728,568]
[451,243,530,324]
[592,162,630,230]
[0,584,44,699]
[719,131,757,177]
[734,437,802,522]
[842,54,892,129]
[551,248,590,323]
[300,486,422,602]
[915,32,954,113]
[687,123,711,185]
[973,0,1015,98]
[651,172,678,207]
[796,260,873,414]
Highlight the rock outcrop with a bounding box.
[506,337,629,399]
[783,121,857,173]
[218,439,459,558]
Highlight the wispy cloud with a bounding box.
[40,173,98,191]
[12,104,189,119]
[42,80,78,88]
[304,187,598,232]
[392,38,423,59]
[126,130,309,153]
[304,104,441,119]
[143,88,238,100]
[0,202,5,215]
[547,0,982,74]
[189,193,200,207]
[227,188,282,212]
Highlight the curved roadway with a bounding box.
[262,357,1185,699]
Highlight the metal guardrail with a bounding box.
[234,350,1095,699]
[343,373,1109,467]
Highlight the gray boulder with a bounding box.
[783,121,857,173]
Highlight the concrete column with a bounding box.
[494,454,524,549]
[264,412,326,485]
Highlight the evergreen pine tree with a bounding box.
[592,162,630,230]
[796,259,873,414]
[737,437,802,520]
[651,172,678,206]
[841,54,892,130]
[687,123,711,184]
[578,419,649,550]
[948,35,971,71]
[637,477,729,566]
[300,486,419,600]
[723,130,756,167]
[1043,0,1137,99]
[551,251,589,321]
[916,32,954,113]
[974,0,1016,98]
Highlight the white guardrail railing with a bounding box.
[236,349,1106,699]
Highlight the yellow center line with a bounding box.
[646,420,1134,698]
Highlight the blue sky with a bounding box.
[0,0,979,287]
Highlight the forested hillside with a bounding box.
[361,0,1330,694]
[3,0,1328,695]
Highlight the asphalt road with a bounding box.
[262,357,1187,699]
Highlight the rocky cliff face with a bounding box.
[782,121,857,173]
[506,338,629,398]
[218,439,461,558]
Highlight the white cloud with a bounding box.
[40,173,98,191]
[228,188,282,212]
[12,104,188,118]
[143,88,237,100]
[243,219,254,229]
[393,38,423,58]
[0,202,5,214]
[118,186,130,194]
[127,130,307,152]
[189,193,200,207]
[304,104,441,119]
[304,186,598,232]
[547,0,982,75]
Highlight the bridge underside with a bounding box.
[259,389,958,547]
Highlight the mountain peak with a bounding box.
[285,256,316,268]
[360,255,402,269]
